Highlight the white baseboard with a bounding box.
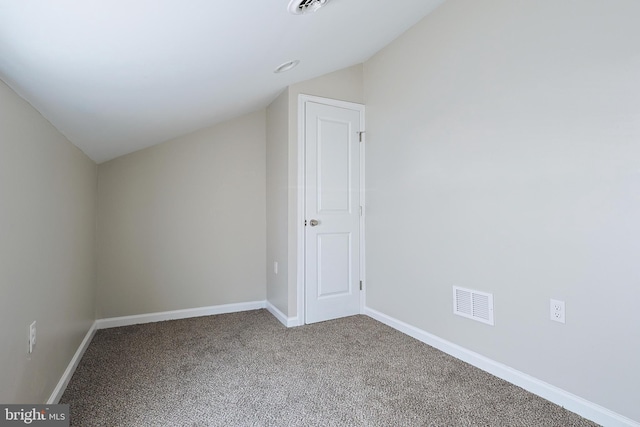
[47,321,97,404]
[95,301,267,329]
[365,307,638,427]
[266,301,298,327]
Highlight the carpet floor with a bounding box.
[60,309,598,426]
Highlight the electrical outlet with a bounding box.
[29,321,36,353]
[550,299,565,324]
[273,261,278,275]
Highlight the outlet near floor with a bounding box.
[550,299,565,324]
[29,321,36,353]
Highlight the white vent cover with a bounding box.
[288,0,330,14]
[453,286,494,325]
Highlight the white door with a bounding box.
[304,100,363,324]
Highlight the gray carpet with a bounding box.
[61,309,598,426]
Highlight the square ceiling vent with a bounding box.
[453,286,494,326]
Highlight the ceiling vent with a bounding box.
[274,60,300,73]
[288,0,330,15]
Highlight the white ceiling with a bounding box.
[0,0,444,163]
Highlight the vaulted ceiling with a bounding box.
[0,0,444,163]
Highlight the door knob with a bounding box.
[309,219,319,227]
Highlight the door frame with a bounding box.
[296,94,366,325]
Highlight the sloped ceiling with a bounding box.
[0,0,444,163]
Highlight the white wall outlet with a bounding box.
[550,299,565,324]
[273,261,278,275]
[29,321,36,353]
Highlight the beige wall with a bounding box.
[97,110,267,318]
[364,0,640,421]
[0,80,97,403]
[266,89,290,315]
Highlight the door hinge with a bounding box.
[359,280,363,291]
[358,131,365,143]
[359,206,363,216]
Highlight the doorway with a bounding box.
[297,95,365,324]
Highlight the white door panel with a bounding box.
[317,119,351,213]
[305,101,362,324]
[317,232,352,298]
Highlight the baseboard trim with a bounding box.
[47,321,97,404]
[266,301,298,327]
[365,307,638,427]
[95,301,267,329]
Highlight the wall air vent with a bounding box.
[288,0,330,15]
[453,286,494,325]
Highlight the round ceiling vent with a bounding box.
[288,0,330,15]
[274,60,300,73]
